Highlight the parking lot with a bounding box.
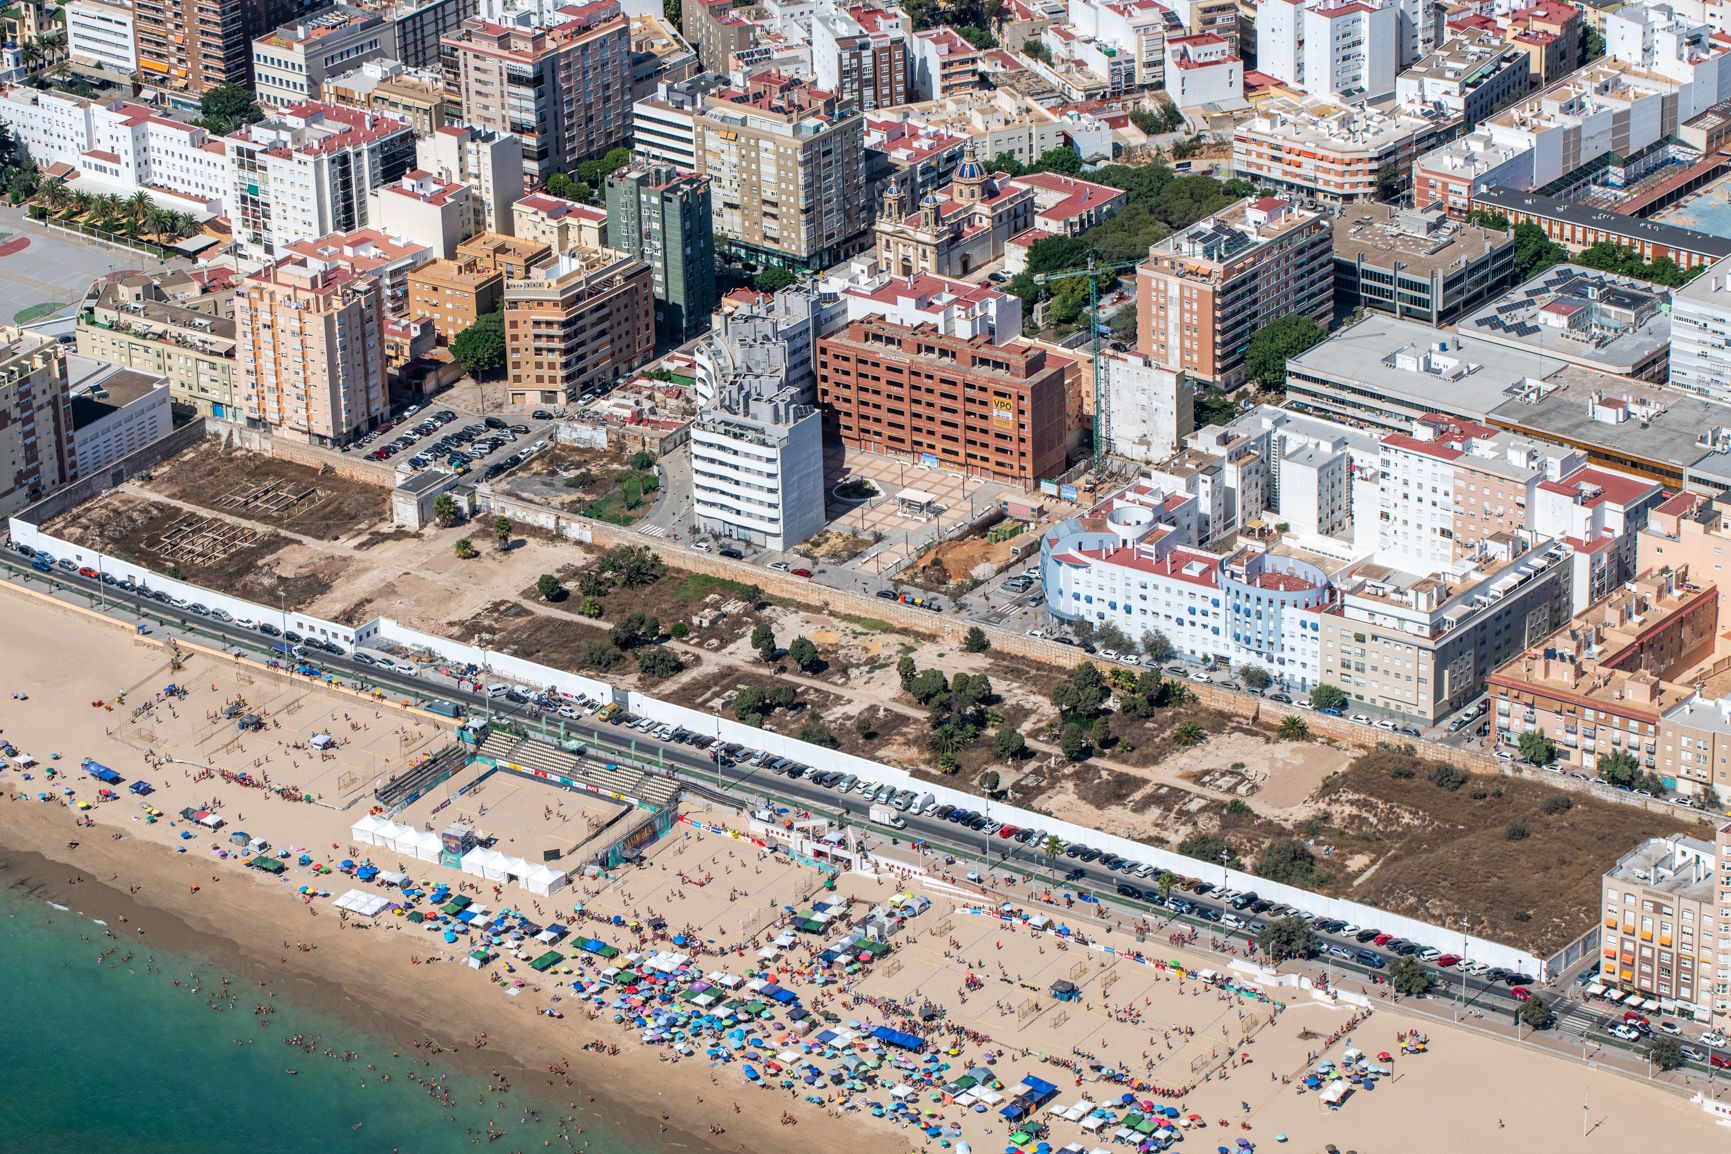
[344,404,559,484]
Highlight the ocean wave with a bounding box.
[46,901,68,911]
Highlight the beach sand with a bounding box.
[3,583,1730,1153]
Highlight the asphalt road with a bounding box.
[9,555,1730,1072]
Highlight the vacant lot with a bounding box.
[905,517,1028,590]
[144,448,388,541]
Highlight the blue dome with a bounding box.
[955,158,987,182]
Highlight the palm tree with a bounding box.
[38,177,68,211]
[1277,715,1310,742]
[125,189,151,227]
[1156,871,1175,904]
[173,211,200,239]
[1170,720,1206,748]
[68,188,94,218]
[143,205,172,244]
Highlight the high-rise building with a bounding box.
[229,102,416,260]
[65,0,139,79]
[252,5,393,108]
[440,2,631,184]
[321,58,448,134]
[811,1,910,113]
[694,71,870,270]
[1599,824,1731,1028]
[1135,196,1332,386]
[502,247,654,406]
[75,271,242,419]
[416,124,524,237]
[236,255,388,445]
[817,313,1071,486]
[691,387,825,551]
[1668,256,1731,406]
[135,0,306,98]
[604,161,715,348]
[0,327,75,519]
[630,72,727,171]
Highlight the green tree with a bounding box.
[755,267,797,294]
[1309,683,1347,712]
[962,625,989,653]
[1597,748,1639,786]
[1518,730,1556,766]
[1141,629,1174,662]
[1389,957,1434,997]
[1059,722,1089,760]
[1243,315,1327,390]
[994,727,1027,761]
[1050,661,1108,721]
[635,647,684,679]
[1022,37,1050,62]
[787,635,819,672]
[1374,162,1402,203]
[1585,23,1605,61]
[1170,720,1206,747]
[1646,1036,1685,1071]
[577,596,603,618]
[536,573,562,601]
[1033,147,1083,175]
[1512,222,1567,279]
[1176,832,1239,868]
[979,768,1001,793]
[854,711,877,741]
[454,537,477,559]
[1518,995,1555,1030]
[629,449,656,470]
[1240,665,1271,691]
[798,719,839,748]
[1278,715,1310,742]
[451,309,506,379]
[1043,833,1065,869]
[433,492,460,527]
[491,515,512,545]
[609,612,659,649]
[897,653,918,690]
[1254,916,1317,960]
[751,622,777,662]
[908,668,951,707]
[1254,838,1317,886]
[732,685,767,724]
[198,83,264,134]
[598,545,665,586]
[545,172,580,200]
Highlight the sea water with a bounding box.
[0,883,638,1153]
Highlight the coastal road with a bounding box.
[8,555,1730,1079]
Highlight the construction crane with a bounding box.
[1031,254,1141,467]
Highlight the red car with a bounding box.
[1436,954,1461,968]
[1713,1053,1731,1070]
[77,566,98,579]
[1373,933,1393,946]
[1510,987,1532,1001]
[791,567,813,578]
[1624,1011,1651,1028]
[997,825,1018,838]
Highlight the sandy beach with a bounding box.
[3,581,1730,1153]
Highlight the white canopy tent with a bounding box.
[523,863,568,895]
[405,828,443,862]
[461,846,510,881]
[333,889,391,918]
[350,813,388,845]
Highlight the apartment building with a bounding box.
[368,0,474,69]
[1489,567,1716,774]
[1098,353,1195,466]
[441,2,632,183]
[811,1,910,113]
[630,72,729,171]
[1639,491,1731,629]
[1064,0,1180,88]
[1040,499,1335,687]
[513,191,608,253]
[1600,827,1731,1024]
[416,124,524,237]
[282,227,433,317]
[1333,203,1516,325]
[237,256,388,445]
[369,169,473,257]
[1667,255,1731,406]
[1232,98,1454,204]
[457,231,550,278]
[0,328,75,519]
[229,102,415,260]
[1164,31,1241,107]
[1319,534,1574,723]
[691,387,825,551]
[694,72,870,271]
[1395,30,1531,130]
[322,58,448,135]
[681,0,757,73]
[252,5,393,108]
[69,366,172,478]
[604,162,715,349]
[1257,0,1400,100]
[134,0,305,98]
[75,271,239,419]
[1135,196,1332,387]
[912,26,982,99]
[406,257,503,340]
[879,87,1114,165]
[65,0,138,78]
[502,247,654,406]
[0,88,234,214]
[693,281,830,407]
[1660,697,1731,800]
[817,313,1070,486]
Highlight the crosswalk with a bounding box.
[638,523,668,538]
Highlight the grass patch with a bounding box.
[854,618,892,632]
[13,300,66,323]
[674,573,760,603]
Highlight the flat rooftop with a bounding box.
[1605,835,1718,903]
[1458,264,1671,376]
[1333,202,1509,275]
[1474,186,1731,259]
[69,367,164,429]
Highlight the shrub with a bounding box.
[1504,822,1529,841]
[669,621,689,639]
[634,647,684,679]
[1541,794,1573,815]
[1430,764,1467,791]
[1389,761,1416,780]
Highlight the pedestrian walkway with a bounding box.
[638,524,668,538]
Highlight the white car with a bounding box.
[1190,670,1213,683]
[1609,1024,1641,1042]
[1026,629,1043,638]
[1417,947,1441,961]
[1351,713,1371,725]
[769,561,792,572]
[1702,1032,1727,1047]
[692,540,712,551]
[1120,654,1140,665]
[235,617,258,630]
[1102,649,1120,661]
[1338,923,1361,937]
[1291,698,1314,711]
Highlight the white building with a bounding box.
[809,0,911,112]
[68,363,172,477]
[368,169,474,258]
[691,386,825,551]
[1038,477,1334,686]
[252,5,394,109]
[0,89,232,214]
[1099,352,1193,464]
[416,124,523,237]
[1164,33,1242,108]
[821,258,1022,343]
[630,74,728,171]
[229,102,416,260]
[1669,254,1731,405]
[692,281,833,408]
[1258,0,1400,100]
[65,0,137,77]
[1065,0,1179,88]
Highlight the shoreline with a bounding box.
[0,801,856,1154]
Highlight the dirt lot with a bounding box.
[906,520,1026,589]
[672,665,849,738]
[46,492,337,604]
[144,448,388,541]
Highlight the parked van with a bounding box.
[484,683,511,698]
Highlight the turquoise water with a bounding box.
[1658,186,1731,237]
[0,882,622,1153]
